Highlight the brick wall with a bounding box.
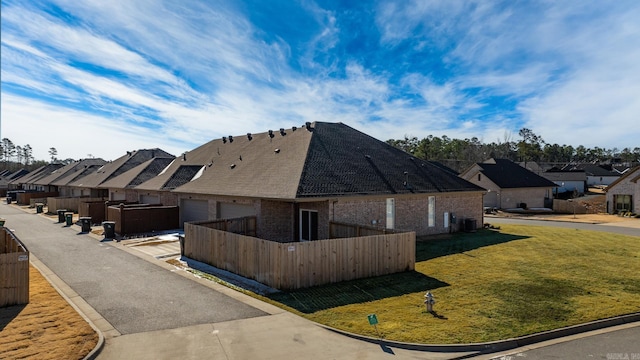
[332,192,483,236]
[258,200,295,242]
[605,168,640,214]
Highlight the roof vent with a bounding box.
[274,148,280,153]
[229,135,233,143]
[230,164,236,169]
[305,122,313,131]
[127,151,132,157]
[182,153,187,161]
[222,137,227,144]
[247,133,252,141]
[280,128,286,136]
[239,155,243,161]
[268,130,274,138]
[292,126,297,131]
[365,154,371,159]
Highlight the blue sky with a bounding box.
[2,0,639,161]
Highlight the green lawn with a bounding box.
[262,224,640,344]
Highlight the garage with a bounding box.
[140,194,161,205]
[111,191,126,201]
[181,199,209,226]
[218,202,256,219]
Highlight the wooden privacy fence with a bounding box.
[194,217,257,237]
[47,196,105,214]
[79,200,135,224]
[107,204,179,236]
[329,221,398,238]
[184,221,415,290]
[17,191,58,205]
[552,199,591,214]
[1,227,29,307]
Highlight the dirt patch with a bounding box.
[0,264,98,359]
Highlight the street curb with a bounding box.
[320,313,640,354]
[29,254,106,360]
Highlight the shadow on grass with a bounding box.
[416,229,529,262]
[267,271,449,314]
[0,304,26,331]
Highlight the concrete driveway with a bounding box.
[1,205,266,335]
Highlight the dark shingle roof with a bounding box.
[475,159,557,188]
[68,148,174,188]
[296,123,482,197]
[162,165,203,190]
[10,164,64,186]
[564,163,619,177]
[34,158,107,186]
[144,122,483,199]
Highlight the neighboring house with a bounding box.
[8,164,64,191]
[605,166,640,214]
[31,158,106,194]
[99,157,175,203]
[0,169,30,196]
[542,168,586,195]
[562,163,620,187]
[459,158,557,209]
[63,149,174,198]
[134,122,485,240]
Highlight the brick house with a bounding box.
[63,149,174,198]
[605,166,640,214]
[134,122,485,241]
[460,158,556,210]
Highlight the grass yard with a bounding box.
[0,265,98,359]
[263,224,640,344]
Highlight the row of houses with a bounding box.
[5,123,638,234]
[4,122,486,240]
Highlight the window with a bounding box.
[386,198,395,229]
[428,196,435,227]
[614,195,632,212]
[300,209,318,241]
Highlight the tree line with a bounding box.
[1,138,66,172]
[386,128,640,172]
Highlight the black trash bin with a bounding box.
[80,217,92,232]
[36,203,44,214]
[103,221,116,239]
[57,209,68,223]
[179,235,185,256]
[6,197,11,204]
[65,212,74,226]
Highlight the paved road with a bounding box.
[487,217,640,237]
[486,325,640,360]
[1,205,266,335]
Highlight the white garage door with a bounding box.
[181,199,209,226]
[140,194,160,205]
[219,202,256,219]
[111,191,126,201]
